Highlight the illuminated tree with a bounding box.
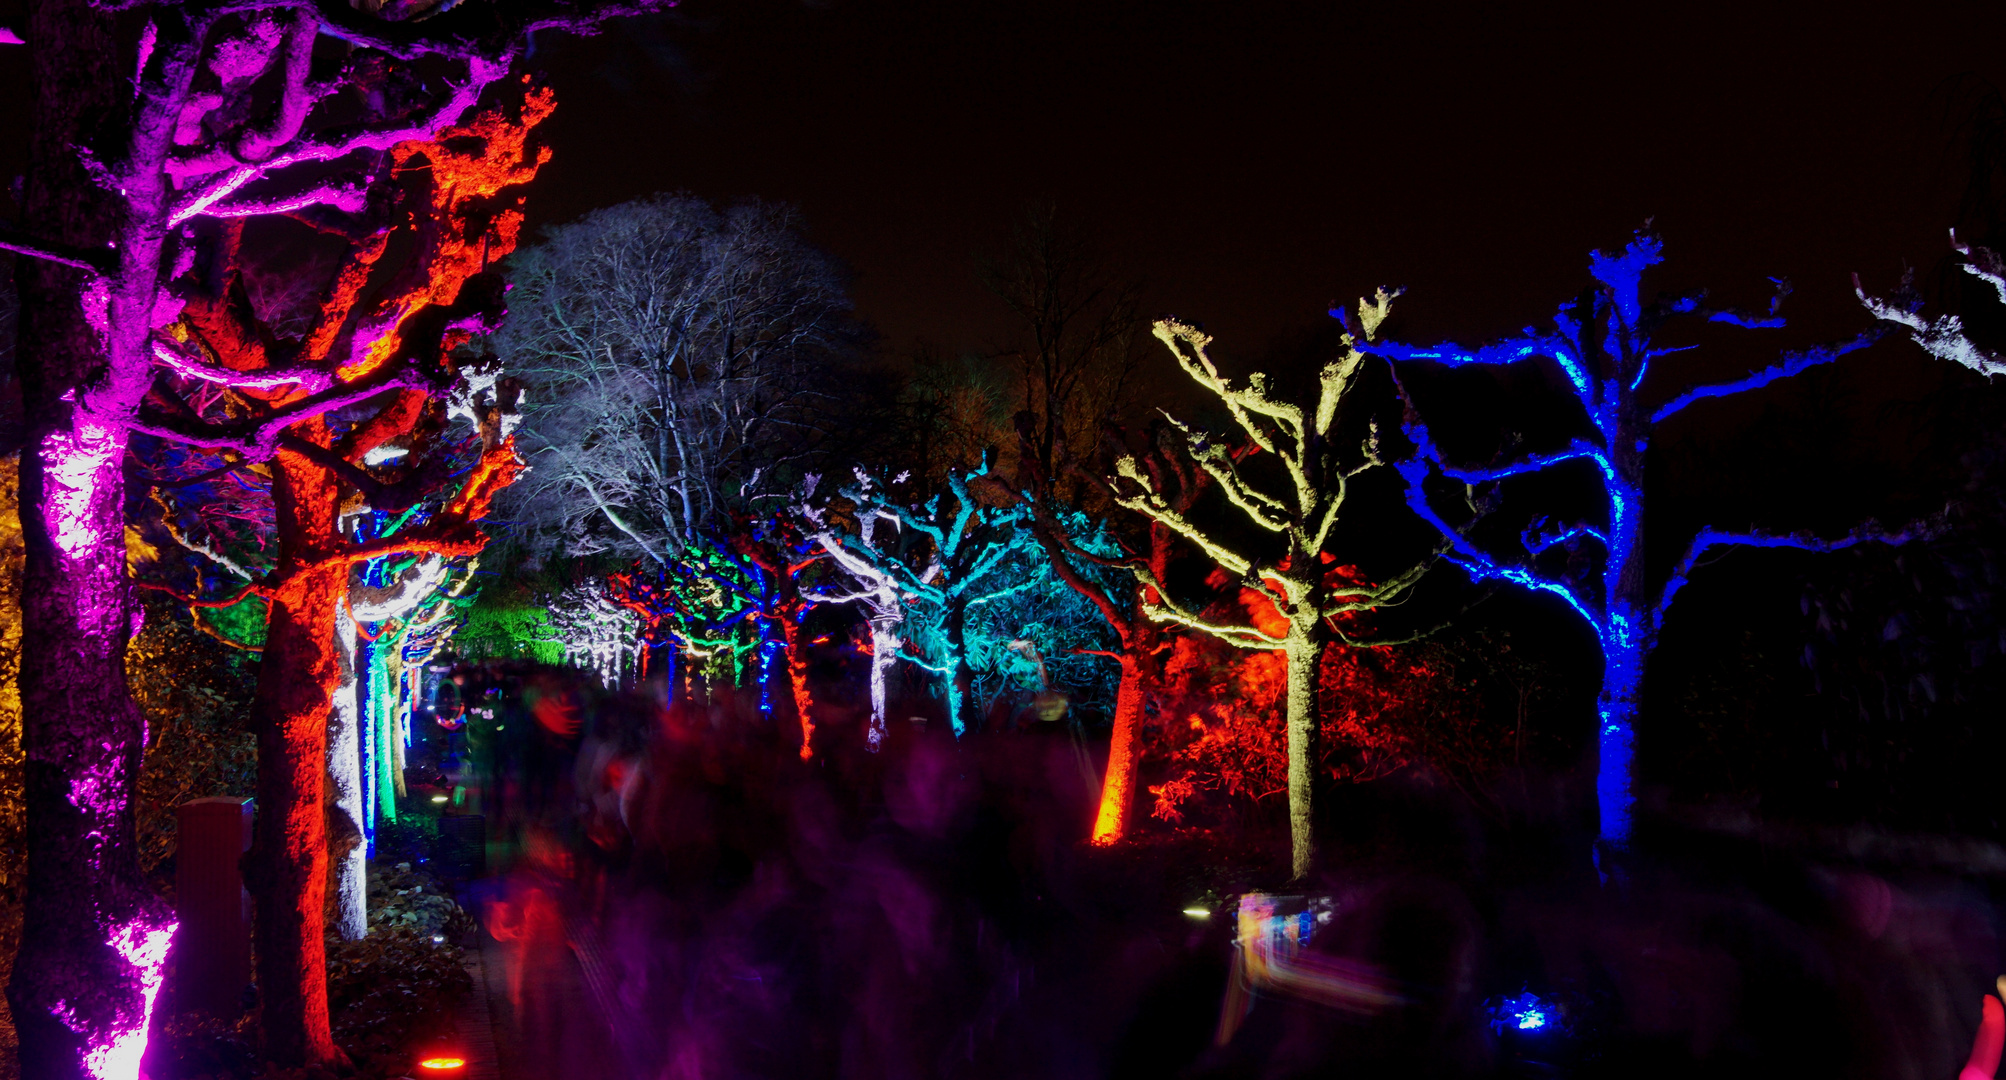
[141,99,535,1067]
[548,579,644,689]
[719,513,826,755]
[147,489,473,943]
[800,465,1031,738]
[598,519,826,754]
[797,487,908,749]
[495,194,863,558]
[6,0,664,1070]
[1379,233,1921,857]
[986,417,1211,843]
[1108,307,1431,881]
[1856,232,2006,377]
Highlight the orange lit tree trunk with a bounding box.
[779,612,817,757]
[1093,652,1150,841]
[139,90,547,1064]
[725,516,826,757]
[5,0,659,1071]
[246,432,345,1067]
[992,416,1207,845]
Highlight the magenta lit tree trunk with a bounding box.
[7,0,172,1075]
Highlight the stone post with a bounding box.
[175,797,253,1015]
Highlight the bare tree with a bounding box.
[1858,232,2006,377]
[1385,235,1924,859]
[982,203,1142,484]
[495,194,864,562]
[1110,304,1431,881]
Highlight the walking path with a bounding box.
[457,940,502,1080]
[469,887,629,1080]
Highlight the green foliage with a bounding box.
[195,594,269,649]
[131,595,259,877]
[451,580,564,665]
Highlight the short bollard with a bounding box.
[175,797,253,1015]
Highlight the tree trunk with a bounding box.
[328,606,367,942]
[7,0,174,1074]
[1594,640,1643,854]
[867,625,898,751]
[1090,652,1148,844]
[945,601,972,736]
[246,441,345,1069]
[1283,637,1320,882]
[780,613,816,759]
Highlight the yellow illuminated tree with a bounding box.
[1109,300,1431,880]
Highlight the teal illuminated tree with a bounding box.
[800,464,1033,737]
[1379,233,1924,857]
[983,415,1211,843]
[1109,307,1431,881]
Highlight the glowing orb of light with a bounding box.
[1515,1008,1547,1030]
[1181,907,1210,919]
[417,1056,467,1072]
[430,794,449,803]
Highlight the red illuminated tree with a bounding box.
[151,92,541,1065]
[1108,306,1432,881]
[3,0,663,1070]
[722,514,827,756]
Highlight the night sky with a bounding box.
[525,0,2006,363]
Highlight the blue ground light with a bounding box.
[1489,992,1560,1037]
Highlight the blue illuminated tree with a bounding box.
[607,546,757,695]
[1378,233,1924,855]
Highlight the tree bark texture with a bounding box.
[8,1,172,1076]
[780,614,816,759]
[1090,653,1148,844]
[1283,639,1321,882]
[245,437,345,1068]
[328,607,367,942]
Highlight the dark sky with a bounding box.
[525,0,2006,362]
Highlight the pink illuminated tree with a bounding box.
[4,0,665,1073]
